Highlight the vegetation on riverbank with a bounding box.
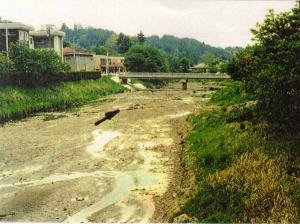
[0,77,125,123]
[173,81,300,222]
[173,5,300,222]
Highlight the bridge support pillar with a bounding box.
[121,78,128,84]
[181,79,188,90]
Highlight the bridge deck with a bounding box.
[119,72,231,80]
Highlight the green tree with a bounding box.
[93,45,108,55]
[9,43,70,75]
[125,45,169,72]
[61,23,114,50]
[117,33,132,54]
[63,40,71,48]
[201,53,222,73]
[105,33,119,54]
[137,31,146,44]
[229,3,300,132]
[227,46,261,80]
[146,35,231,64]
[169,56,192,72]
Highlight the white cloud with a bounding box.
[0,0,295,47]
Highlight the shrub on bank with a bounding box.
[0,43,103,87]
[227,5,300,134]
[210,81,252,106]
[9,43,70,75]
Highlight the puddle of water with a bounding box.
[86,130,122,158]
[65,168,160,223]
[65,173,135,223]
[0,171,113,190]
[0,165,43,180]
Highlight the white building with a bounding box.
[29,29,65,60]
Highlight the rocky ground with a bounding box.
[0,82,216,222]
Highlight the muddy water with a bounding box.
[0,82,213,222]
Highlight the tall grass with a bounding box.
[210,81,252,106]
[0,77,125,122]
[174,81,300,222]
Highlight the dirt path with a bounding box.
[0,82,213,222]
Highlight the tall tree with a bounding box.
[105,33,119,54]
[229,3,300,133]
[201,53,222,73]
[169,56,192,72]
[93,45,108,55]
[137,31,146,44]
[125,45,169,72]
[117,33,132,54]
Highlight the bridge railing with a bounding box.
[118,72,231,79]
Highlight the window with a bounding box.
[101,59,106,65]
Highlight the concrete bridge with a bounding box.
[118,72,231,90]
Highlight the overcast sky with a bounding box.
[0,0,295,47]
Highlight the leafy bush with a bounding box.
[168,56,192,73]
[210,81,252,106]
[9,43,70,75]
[228,4,300,134]
[125,44,169,72]
[0,43,102,87]
[0,53,14,74]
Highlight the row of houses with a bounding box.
[63,47,126,73]
[0,22,65,59]
[0,21,126,73]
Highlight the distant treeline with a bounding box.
[60,23,242,65]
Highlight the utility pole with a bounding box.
[106,51,109,74]
[73,37,77,71]
[45,24,54,49]
[48,26,51,49]
[5,20,9,60]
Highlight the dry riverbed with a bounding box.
[0,82,215,222]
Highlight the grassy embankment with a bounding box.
[0,76,125,123]
[174,81,300,222]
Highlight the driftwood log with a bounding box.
[94,109,120,126]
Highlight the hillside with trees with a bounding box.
[146,35,232,64]
[60,23,239,67]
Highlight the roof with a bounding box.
[30,30,65,37]
[191,63,208,69]
[63,47,95,56]
[0,22,34,31]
